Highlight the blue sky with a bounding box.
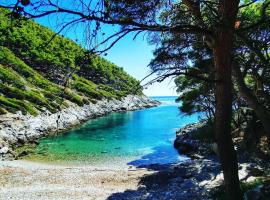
[103,33,177,96]
[35,16,177,97]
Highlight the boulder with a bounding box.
[174,140,196,154]
[0,146,9,154]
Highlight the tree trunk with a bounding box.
[212,1,242,199]
[233,66,270,140]
[213,31,242,199]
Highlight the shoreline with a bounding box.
[0,121,267,199]
[0,150,260,200]
[0,95,160,160]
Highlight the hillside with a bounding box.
[0,9,142,116]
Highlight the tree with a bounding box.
[233,3,270,143]
[150,2,270,144]
[1,0,270,199]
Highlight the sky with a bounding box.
[35,14,178,97]
[102,33,178,97]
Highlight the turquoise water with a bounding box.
[27,96,200,167]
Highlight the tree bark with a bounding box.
[213,1,242,199]
[233,66,270,140]
[213,32,242,200]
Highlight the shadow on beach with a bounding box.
[107,145,221,200]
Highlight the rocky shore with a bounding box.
[173,121,212,159]
[0,119,269,199]
[172,122,270,199]
[0,95,160,160]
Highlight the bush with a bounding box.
[0,65,25,88]
[0,96,37,115]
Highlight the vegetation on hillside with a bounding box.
[0,8,142,115]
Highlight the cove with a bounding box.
[25,96,201,168]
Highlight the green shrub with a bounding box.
[63,89,84,106]
[0,65,25,88]
[72,81,103,100]
[0,96,37,115]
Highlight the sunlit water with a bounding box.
[25,96,201,168]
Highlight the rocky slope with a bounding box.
[173,123,270,199]
[0,95,160,160]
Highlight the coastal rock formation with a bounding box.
[173,122,270,199]
[0,95,160,159]
[174,122,212,158]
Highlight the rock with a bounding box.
[0,146,9,154]
[18,150,29,157]
[174,140,195,154]
[174,121,212,158]
[249,167,264,177]
[169,177,184,186]
[0,138,7,148]
[31,140,40,145]
[180,179,196,189]
[245,185,264,200]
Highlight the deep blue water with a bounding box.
[27,96,200,167]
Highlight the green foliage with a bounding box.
[78,55,142,95]
[63,89,85,106]
[0,96,38,116]
[71,75,125,100]
[0,8,143,116]
[97,84,125,99]
[0,8,83,71]
[175,69,215,120]
[73,80,103,100]
[0,65,25,88]
[0,8,141,94]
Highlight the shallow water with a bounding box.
[25,96,201,168]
